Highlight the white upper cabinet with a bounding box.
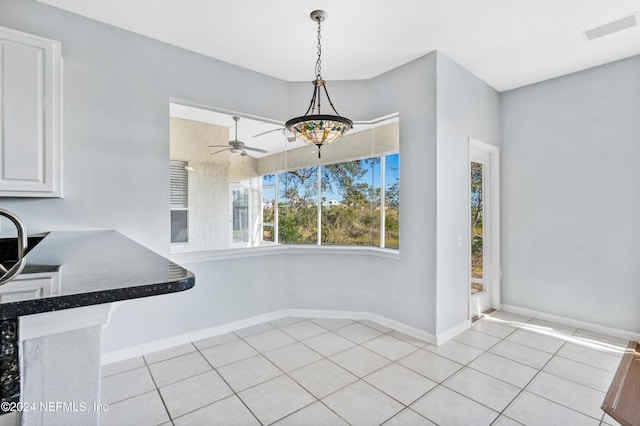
[0,26,62,197]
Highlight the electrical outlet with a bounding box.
[391,288,399,301]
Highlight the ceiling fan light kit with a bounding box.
[209,116,268,157]
[285,10,353,158]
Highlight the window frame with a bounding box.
[260,175,277,244]
[170,160,189,245]
[265,151,399,250]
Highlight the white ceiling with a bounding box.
[38,0,640,91]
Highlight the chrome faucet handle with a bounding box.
[0,208,28,285]
[0,208,28,260]
[0,257,26,286]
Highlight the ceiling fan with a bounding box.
[209,116,268,157]
[253,127,297,142]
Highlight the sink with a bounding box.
[0,234,47,270]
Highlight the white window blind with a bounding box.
[170,160,188,208]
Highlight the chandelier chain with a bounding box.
[315,19,322,79]
[285,10,353,158]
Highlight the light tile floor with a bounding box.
[100,311,628,425]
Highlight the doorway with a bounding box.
[469,139,500,320]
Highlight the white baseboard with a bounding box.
[101,310,289,364]
[286,308,437,344]
[101,309,442,365]
[103,303,638,365]
[501,304,640,342]
[435,320,471,345]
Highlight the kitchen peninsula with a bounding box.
[0,230,194,425]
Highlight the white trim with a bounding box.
[274,177,279,244]
[489,148,500,310]
[501,304,640,341]
[170,244,401,264]
[316,166,322,245]
[101,310,289,364]
[101,308,435,364]
[229,184,252,248]
[469,147,491,316]
[468,138,501,313]
[285,309,437,344]
[19,304,112,341]
[380,155,386,248]
[435,320,471,345]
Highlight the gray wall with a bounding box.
[0,0,448,354]
[285,54,439,334]
[501,56,640,332]
[7,0,633,357]
[435,53,501,333]
[0,0,289,251]
[104,255,289,350]
[0,0,292,353]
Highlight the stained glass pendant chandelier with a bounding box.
[285,10,353,159]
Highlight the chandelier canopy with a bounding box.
[285,10,353,158]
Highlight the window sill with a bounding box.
[169,245,401,264]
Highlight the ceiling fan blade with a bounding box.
[242,146,268,154]
[210,148,231,156]
[253,128,284,138]
[208,144,231,148]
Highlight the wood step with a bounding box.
[602,341,640,426]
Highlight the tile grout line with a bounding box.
[308,331,428,424]
[246,319,412,424]
[104,317,460,423]
[489,316,571,421]
[101,314,622,426]
[372,320,519,423]
[419,325,522,424]
[186,343,266,426]
[515,326,613,422]
[142,355,174,425]
[230,319,380,424]
[492,322,615,393]
[236,324,324,425]
[100,361,146,379]
[488,317,605,423]
[137,329,275,424]
[280,318,422,424]
[433,314,586,425]
[243,319,433,424]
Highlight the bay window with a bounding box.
[170,104,399,253]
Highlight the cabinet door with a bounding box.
[0,271,60,303]
[0,26,62,197]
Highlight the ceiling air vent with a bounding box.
[584,14,637,40]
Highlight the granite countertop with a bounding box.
[0,230,194,319]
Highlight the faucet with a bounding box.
[0,208,28,285]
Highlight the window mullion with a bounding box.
[274,175,279,244]
[380,155,386,248]
[317,166,322,246]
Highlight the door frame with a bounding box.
[468,138,501,315]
